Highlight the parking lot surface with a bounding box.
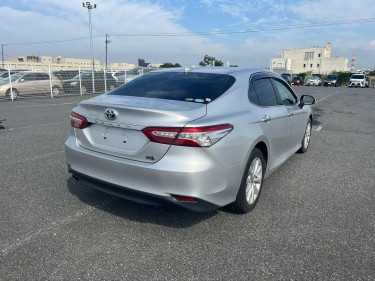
[1,87,374,280]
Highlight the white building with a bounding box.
[270,43,349,74]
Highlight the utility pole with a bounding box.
[82,2,97,93]
[105,34,111,70]
[1,44,4,69]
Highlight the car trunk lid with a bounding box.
[73,94,206,163]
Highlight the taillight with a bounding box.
[142,124,233,147]
[70,111,88,129]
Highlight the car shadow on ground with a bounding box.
[66,177,218,228]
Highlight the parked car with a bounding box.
[349,74,366,88]
[62,71,118,94]
[281,73,292,85]
[324,74,338,87]
[305,76,321,86]
[116,67,159,85]
[291,76,303,86]
[65,68,315,213]
[365,77,370,88]
[0,71,62,99]
[53,70,80,80]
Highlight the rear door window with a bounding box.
[252,78,279,106]
[35,73,49,80]
[109,72,236,103]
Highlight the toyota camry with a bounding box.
[65,67,315,213]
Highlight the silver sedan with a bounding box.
[65,68,315,213]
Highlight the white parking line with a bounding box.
[313,125,323,131]
[1,150,65,167]
[1,102,78,109]
[315,91,337,103]
[6,122,65,131]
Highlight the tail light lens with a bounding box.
[70,111,88,129]
[142,124,233,147]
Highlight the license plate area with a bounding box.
[85,124,148,154]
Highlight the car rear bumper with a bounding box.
[65,136,243,212]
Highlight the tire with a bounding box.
[298,118,312,153]
[6,88,19,99]
[52,86,61,96]
[231,148,266,213]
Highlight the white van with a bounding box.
[349,74,366,88]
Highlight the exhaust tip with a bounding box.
[72,174,79,181]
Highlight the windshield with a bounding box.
[10,73,24,82]
[281,74,290,79]
[326,75,338,80]
[72,72,91,80]
[293,77,301,80]
[351,74,365,79]
[309,77,319,80]
[109,72,236,103]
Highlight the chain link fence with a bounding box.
[0,64,158,101]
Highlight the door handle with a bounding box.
[288,112,294,117]
[261,115,272,123]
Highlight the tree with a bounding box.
[199,55,224,67]
[160,62,181,68]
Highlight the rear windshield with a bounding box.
[109,72,236,103]
[351,74,365,79]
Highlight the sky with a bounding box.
[1,0,374,69]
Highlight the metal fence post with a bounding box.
[79,67,82,95]
[49,65,53,98]
[8,64,13,101]
[104,68,107,92]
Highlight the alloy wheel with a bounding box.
[245,157,263,205]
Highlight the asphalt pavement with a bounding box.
[0,87,374,280]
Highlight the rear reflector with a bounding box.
[70,111,88,129]
[174,196,197,202]
[142,124,233,147]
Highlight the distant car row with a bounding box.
[281,73,370,88]
[0,68,158,98]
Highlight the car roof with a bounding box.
[154,67,272,76]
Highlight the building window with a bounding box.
[303,64,306,68]
[310,64,313,67]
[305,52,314,59]
[317,64,320,67]
[318,54,321,58]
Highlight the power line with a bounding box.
[4,35,105,46]
[2,17,375,47]
[112,18,375,37]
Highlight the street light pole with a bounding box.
[82,2,97,93]
[105,34,111,70]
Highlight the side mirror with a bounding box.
[20,79,25,82]
[299,95,315,108]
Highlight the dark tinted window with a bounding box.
[109,72,236,103]
[326,75,338,80]
[35,73,49,80]
[351,74,365,79]
[252,78,279,106]
[22,74,35,81]
[248,84,260,105]
[273,79,297,105]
